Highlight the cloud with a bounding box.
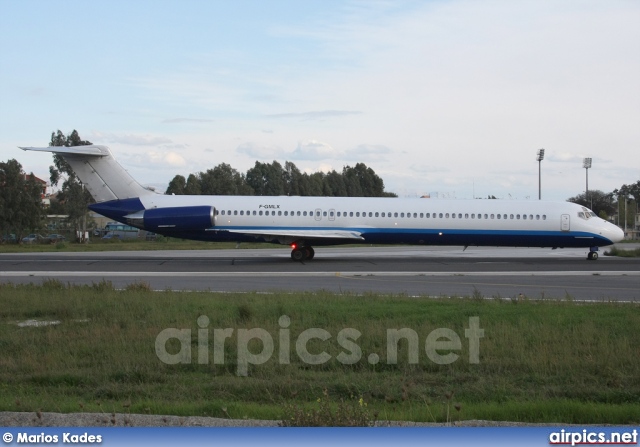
[300,163,334,175]
[344,144,392,161]
[315,163,334,174]
[237,140,344,161]
[162,118,215,124]
[124,151,187,169]
[237,140,392,164]
[90,131,173,146]
[236,142,286,159]
[289,140,339,160]
[409,164,450,175]
[546,151,584,163]
[547,152,610,164]
[161,143,189,150]
[161,152,187,167]
[265,110,363,121]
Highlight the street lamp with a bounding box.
[583,157,592,209]
[536,149,545,200]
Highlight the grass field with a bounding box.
[604,246,640,257]
[0,238,265,253]
[1,281,638,425]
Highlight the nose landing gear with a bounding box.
[587,247,599,261]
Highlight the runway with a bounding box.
[1,245,639,301]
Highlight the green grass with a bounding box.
[0,281,639,424]
[0,239,274,253]
[604,246,640,257]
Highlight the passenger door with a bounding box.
[561,214,570,232]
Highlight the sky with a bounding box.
[1,0,638,201]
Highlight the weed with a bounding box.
[41,278,66,291]
[125,281,152,292]
[471,287,483,301]
[444,391,454,426]
[280,389,377,427]
[604,246,640,257]
[236,303,253,323]
[91,279,114,292]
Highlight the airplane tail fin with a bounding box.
[20,145,155,203]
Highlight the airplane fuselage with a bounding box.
[90,194,621,250]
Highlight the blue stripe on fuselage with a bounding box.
[207,225,613,248]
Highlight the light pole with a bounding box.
[536,149,545,200]
[583,157,592,209]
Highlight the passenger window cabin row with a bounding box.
[216,209,547,221]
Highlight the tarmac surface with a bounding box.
[1,245,638,301]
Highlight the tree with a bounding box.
[164,159,396,197]
[246,161,285,196]
[199,163,253,195]
[615,180,640,203]
[342,163,385,197]
[612,181,640,229]
[322,170,347,196]
[166,175,187,195]
[184,174,202,195]
[0,159,44,240]
[48,130,94,238]
[283,161,303,196]
[305,172,325,196]
[567,190,616,219]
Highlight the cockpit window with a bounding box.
[579,207,597,220]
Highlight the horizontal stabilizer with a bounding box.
[20,145,108,156]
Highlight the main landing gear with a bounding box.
[291,245,315,261]
[587,247,599,261]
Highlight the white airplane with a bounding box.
[21,145,624,261]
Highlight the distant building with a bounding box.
[89,211,112,229]
[631,212,640,240]
[614,206,640,240]
[23,174,50,206]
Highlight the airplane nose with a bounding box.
[606,224,625,243]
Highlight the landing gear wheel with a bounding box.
[291,246,315,261]
[305,246,315,260]
[587,251,598,261]
[291,248,306,261]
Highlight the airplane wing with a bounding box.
[220,228,364,241]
